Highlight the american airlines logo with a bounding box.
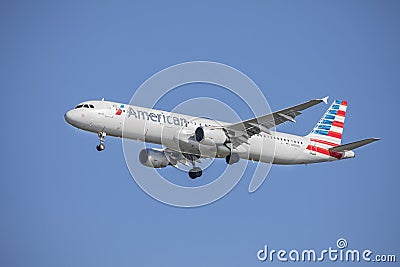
[114,104,125,116]
[128,107,189,127]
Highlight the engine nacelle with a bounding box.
[139,148,171,168]
[195,127,228,144]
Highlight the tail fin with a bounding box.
[306,100,348,146]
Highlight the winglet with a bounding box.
[320,96,329,104]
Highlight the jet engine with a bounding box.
[139,148,173,168]
[195,127,228,144]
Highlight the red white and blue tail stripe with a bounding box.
[307,99,347,147]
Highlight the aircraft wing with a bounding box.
[225,97,329,146]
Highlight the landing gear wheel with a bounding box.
[96,131,106,151]
[96,143,105,151]
[188,167,202,179]
[226,153,240,165]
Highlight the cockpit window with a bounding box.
[75,103,95,109]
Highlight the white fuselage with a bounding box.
[64,100,344,165]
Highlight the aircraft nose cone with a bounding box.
[64,110,76,125]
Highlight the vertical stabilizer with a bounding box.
[306,100,347,146]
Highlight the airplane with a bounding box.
[64,97,379,179]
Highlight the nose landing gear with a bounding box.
[96,131,106,151]
[96,143,105,151]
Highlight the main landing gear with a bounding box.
[225,153,240,165]
[184,152,240,179]
[183,153,203,179]
[189,167,202,179]
[96,131,106,151]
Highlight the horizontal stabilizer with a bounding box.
[329,138,380,152]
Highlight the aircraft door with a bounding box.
[105,104,116,118]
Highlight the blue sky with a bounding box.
[1,1,399,266]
